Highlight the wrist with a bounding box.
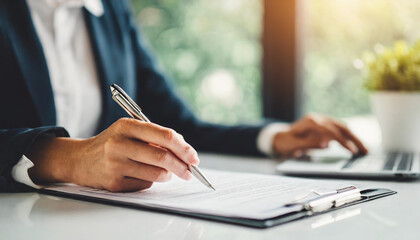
[27,137,86,185]
[257,123,291,155]
[272,130,291,155]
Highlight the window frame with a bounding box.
[262,0,301,122]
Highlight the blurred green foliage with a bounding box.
[302,0,420,117]
[131,0,262,124]
[362,40,420,91]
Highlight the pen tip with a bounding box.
[209,185,216,191]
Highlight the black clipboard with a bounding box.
[39,187,396,228]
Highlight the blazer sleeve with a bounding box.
[123,3,268,156]
[0,127,69,192]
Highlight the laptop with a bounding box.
[276,144,420,180]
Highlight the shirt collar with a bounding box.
[83,0,104,16]
[39,0,104,17]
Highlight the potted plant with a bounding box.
[362,40,420,151]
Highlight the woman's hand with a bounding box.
[27,118,199,192]
[273,114,368,157]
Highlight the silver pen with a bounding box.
[109,84,215,191]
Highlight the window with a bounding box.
[132,0,263,124]
[133,1,420,123]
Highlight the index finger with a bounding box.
[315,123,358,154]
[332,122,368,155]
[120,119,200,166]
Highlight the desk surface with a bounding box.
[1,117,419,240]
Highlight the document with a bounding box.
[42,169,359,220]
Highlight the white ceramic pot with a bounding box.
[370,92,420,151]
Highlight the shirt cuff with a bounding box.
[11,155,42,189]
[257,122,290,155]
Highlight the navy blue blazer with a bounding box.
[0,0,266,192]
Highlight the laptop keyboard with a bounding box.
[383,152,398,170]
[342,157,358,169]
[383,152,414,171]
[396,152,414,171]
[341,152,415,172]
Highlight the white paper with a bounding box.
[43,169,357,220]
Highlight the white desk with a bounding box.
[1,117,420,240]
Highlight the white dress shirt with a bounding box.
[11,0,288,189]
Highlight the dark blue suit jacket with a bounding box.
[0,0,266,192]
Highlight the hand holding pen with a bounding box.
[110,84,215,190]
[27,116,206,192]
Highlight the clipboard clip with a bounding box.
[285,186,362,214]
